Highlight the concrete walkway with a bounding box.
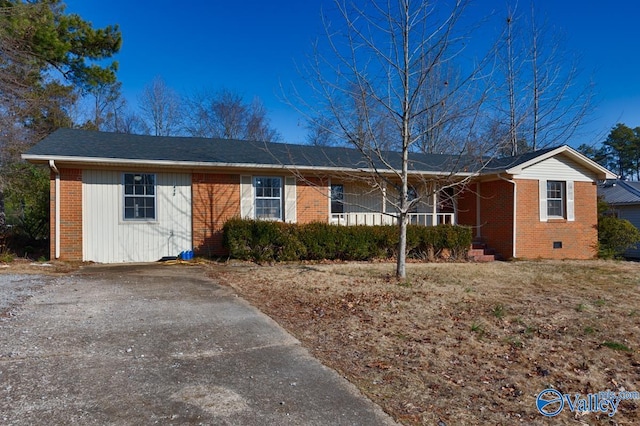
[0,264,397,425]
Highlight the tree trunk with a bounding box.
[0,190,7,250]
[396,212,408,279]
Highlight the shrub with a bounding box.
[438,224,473,259]
[276,223,307,261]
[296,222,339,260]
[598,215,640,259]
[223,218,473,263]
[222,219,307,262]
[222,217,254,260]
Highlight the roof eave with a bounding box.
[22,154,478,178]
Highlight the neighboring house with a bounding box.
[22,128,616,263]
[598,179,640,258]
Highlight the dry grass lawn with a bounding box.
[209,260,640,425]
[0,258,81,274]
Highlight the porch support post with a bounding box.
[327,177,332,224]
[431,185,438,226]
[381,181,386,214]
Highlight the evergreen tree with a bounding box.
[0,0,121,251]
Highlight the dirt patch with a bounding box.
[0,259,82,275]
[210,260,640,425]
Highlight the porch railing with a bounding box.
[331,212,455,226]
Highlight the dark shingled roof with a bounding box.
[24,128,558,175]
[599,180,640,205]
[481,146,559,171]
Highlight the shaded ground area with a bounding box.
[0,264,396,425]
[211,260,640,425]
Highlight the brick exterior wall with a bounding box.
[478,179,515,259]
[50,168,83,261]
[191,173,329,256]
[456,183,477,231]
[515,179,597,259]
[458,180,515,257]
[192,173,241,256]
[458,178,599,260]
[297,177,329,224]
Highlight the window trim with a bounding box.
[122,172,157,221]
[540,179,574,222]
[253,176,283,220]
[546,180,565,219]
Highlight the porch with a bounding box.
[331,212,455,226]
[329,180,456,226]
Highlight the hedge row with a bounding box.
[222,218,472,262]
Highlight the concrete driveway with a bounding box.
[0,264,396,425]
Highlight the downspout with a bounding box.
[498,174,517,259]
[49,160,60,259]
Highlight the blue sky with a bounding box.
[63,0,640,147]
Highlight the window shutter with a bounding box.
[284,176,297,223]
[539,180,548,222]
[240,175,254,219]
[566,181,575,221]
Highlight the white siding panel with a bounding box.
[517,155,597,182]
[83,170,192,263]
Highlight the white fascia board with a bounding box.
[21,154,478,178]
[504,145,617,179]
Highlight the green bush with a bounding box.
[438,224,473,259]
[4,164,50,241]
[223,218,473,263]
[222,217,254,260]
[598,215,640,259]
[222,218,307,262]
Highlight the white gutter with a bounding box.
[498,174,517,258]
[49,160,60,259]
[22,154,479,178]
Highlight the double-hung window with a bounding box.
[540,179,574,222]
[254,177,282,220]
[123,173,156,220]
[547,181,565,218]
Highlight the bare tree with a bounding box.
[108,108,148,135]
[138,76,183,136]
[492,1,593,154]
[301,0,493,279]
[184,88,281,141]
[81,81,123,131]
[100,95,148,135]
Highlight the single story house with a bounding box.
[598,179,640,258]
[22,128,616,263]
